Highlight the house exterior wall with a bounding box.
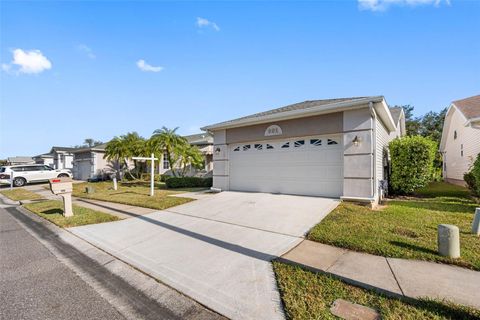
[53,151,74,169]
[342,107,374,200]
[444,109,480,182]
[95,152,109,178]
[375,116,393,201]
[225,113,343,144]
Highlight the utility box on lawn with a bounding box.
[49,177,74,217]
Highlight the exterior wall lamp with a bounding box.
[215,147,221,154]
[352,136,360,147]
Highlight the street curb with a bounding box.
[0,193,20,205]
[13,205,226,320]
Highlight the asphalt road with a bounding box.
[0,204,126,320]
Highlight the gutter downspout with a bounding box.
[369,102,377,201]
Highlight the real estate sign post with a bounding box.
[132,153,158,197]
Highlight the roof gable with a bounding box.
[452,94,480,120]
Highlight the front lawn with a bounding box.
[24,200,119,228]
[72,181,195,210]
[0,188,43,201]
[308,182,480,270]
[273,262,480,320]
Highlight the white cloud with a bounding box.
[77,44,96,59]
[196,17,220,31]
[136,59,163,73]
[2,49,52,74]
[358,0,450,11]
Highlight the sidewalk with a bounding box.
[280,240,480,309]
[23,185,156,219]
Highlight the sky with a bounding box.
[0,0,479,158]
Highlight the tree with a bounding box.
[83,138,103,148]
[396,105,421,136]
[419,108,447,144]
[148,127,187,177]
[104,132,146,180]
[177,143,204,177]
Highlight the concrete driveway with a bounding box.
[69,192,339,320]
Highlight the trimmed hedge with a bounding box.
[389,136,437,194]
[165,177,213,189]
[464,154,480,196]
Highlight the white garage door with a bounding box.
[229,135,343,198]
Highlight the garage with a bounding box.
[228,135,343,197]
[74,160,92,181]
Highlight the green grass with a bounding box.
[72,181,196,210]
[308,182,480,270]
[0,188,43,201]
[24,200,119,228]
[273,262,480,320]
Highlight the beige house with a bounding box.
[440,94,480,185]
[50,146,76,170]
[72,143,110,181]
[202,96,405,204]
[33,153,55,167]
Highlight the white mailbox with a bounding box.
[49,177,74,217]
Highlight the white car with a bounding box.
[0,165,72,187]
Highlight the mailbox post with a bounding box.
[49,177,74,217]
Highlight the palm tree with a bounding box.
[105,132,146,180]
[177,144,204,177]
[148,127,188,177]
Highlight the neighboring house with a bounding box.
[33,153,54,167]
[6,156,35,165]
[158,132,214,176]
[202,96,405,204]
[50,146,77,170]
[72,143,110,181]
[440,94,480,185]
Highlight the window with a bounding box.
[43,165,53,171]
[254,144,263,150]
[294,140,305,147]
[233,146,240,152]
[454,130,457,140]
[242,144,251,151]
[281,142,290,148]
[310,139,322,146]
[266,144,274,150]
[327,139,338,145]
[163,152,170,169]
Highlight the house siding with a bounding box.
[375,116,393,200]
[444,108,480,181]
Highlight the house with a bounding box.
[72,143,110,181]
[33,153,54,167]
[440,94,480,185]
[6,156,35,165]
[50,146,77,169]
[201,96,405,204]
[158,132,214,176]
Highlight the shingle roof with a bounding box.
[7,156,34,163]
[453,95,480,120]
[51,146,78,152]
[184,133,213,145]
[389,107,403,125]
[33,153,53,158]
[203,97,379,130]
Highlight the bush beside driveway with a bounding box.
[307,182,480,270]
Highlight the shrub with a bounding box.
[465,154,480,196]
[165,177,213,189]
[389,136,437,194]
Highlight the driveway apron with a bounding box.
[69,192,338,320]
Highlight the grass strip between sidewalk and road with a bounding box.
[23,200,119,228]
[72,181,195,211]
[307,182,480,271]
[273,262,480,320]
[0,188,43,201]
